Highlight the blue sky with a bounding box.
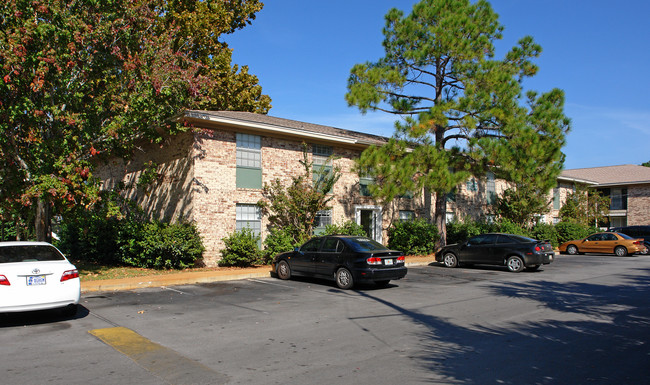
[225,0,650,170]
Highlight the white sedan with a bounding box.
[0,241,80,316]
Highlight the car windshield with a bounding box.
[345,238,388,252]
[0,245,66,263]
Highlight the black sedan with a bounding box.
[272,235,407,289]
[435,233,555,272]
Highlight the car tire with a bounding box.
[525,264,540,271]
[639,245,649,255]
[276,260,291,280]
[566,245,578,255]
[335,268,354,290]
[375,280,390,287]
[614,246,628,257]
[443,252,458,268]
[506,256,525,272]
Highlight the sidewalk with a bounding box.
[81,255,437,293]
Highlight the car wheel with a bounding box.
[335,268,354,290]
[506,256,524,272]
[566,245,578,255]
[640,245,649,255]
[276,260,291,280]
[443,252,458,268]
[375,280,390,287]
[526,264,540,271]
[614,246,628,257]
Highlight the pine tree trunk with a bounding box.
[434,190,447,247]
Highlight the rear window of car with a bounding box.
[507,235,538,243]
[618,233,635,240]
[345,238,388,252]
[0,245,66,263]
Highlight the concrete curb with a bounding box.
[81,257,437,293]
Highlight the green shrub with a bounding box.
[219,228,262,267]
[446,219,494,245]
[493,218,530,237]
[555,221,594,244]
[119,221,204,269]
[531,222,559,247]
[323,220,367,236]
[57,215,122,265]
[387,219,439,255]
[262,227,295,264]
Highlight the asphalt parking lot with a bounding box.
[2,254,649,384]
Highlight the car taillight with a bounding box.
[60,269,79,282]
[0,275,10,286]
[535,246,541,252]
[367,257,382,265]
[397,256,405,262]
[634,241,642,245]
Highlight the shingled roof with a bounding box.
[560,165,650,186]
[182,110,389,147]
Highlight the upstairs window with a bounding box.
[486,172,496,205]
[313,145,334,193]
[236,133,262,189]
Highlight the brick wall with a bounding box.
[627,184,650,225]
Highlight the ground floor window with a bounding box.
[314,210,332,235]
[399,210,415,221]
[236,204,261,246]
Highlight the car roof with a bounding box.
[0,241,54,247]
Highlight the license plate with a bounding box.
[384,259,394,266]
[27,276,46,286]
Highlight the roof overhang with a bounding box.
[557,176,598,185]
[177,111,380,149]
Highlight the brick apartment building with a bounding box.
[95,111,649,265]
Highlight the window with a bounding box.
[313,145,334,193]
[321,238,343,253]
[486,172,496,205]
[446,212,456,224]
[399,210,415,222]
[236,204,261,246]
[359,175,374,196]
[300,238,322,252]
[610,188,627,210]
[466,178,478,192]
[236,133,262,189]
[314,210,332,235]
[446,187,457,203]
[553,187,560,210]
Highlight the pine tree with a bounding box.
[346,0,569,244]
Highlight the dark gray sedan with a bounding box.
[435,233,554,272]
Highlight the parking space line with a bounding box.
[89,327,228,384]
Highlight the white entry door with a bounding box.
[355,206,382,243]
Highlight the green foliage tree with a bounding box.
[257,146,341,244]
[346,0,569,245]
[493,186,550,228]
[559,185,609,227]
[0,0,269,241]
[642,160,650,167]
